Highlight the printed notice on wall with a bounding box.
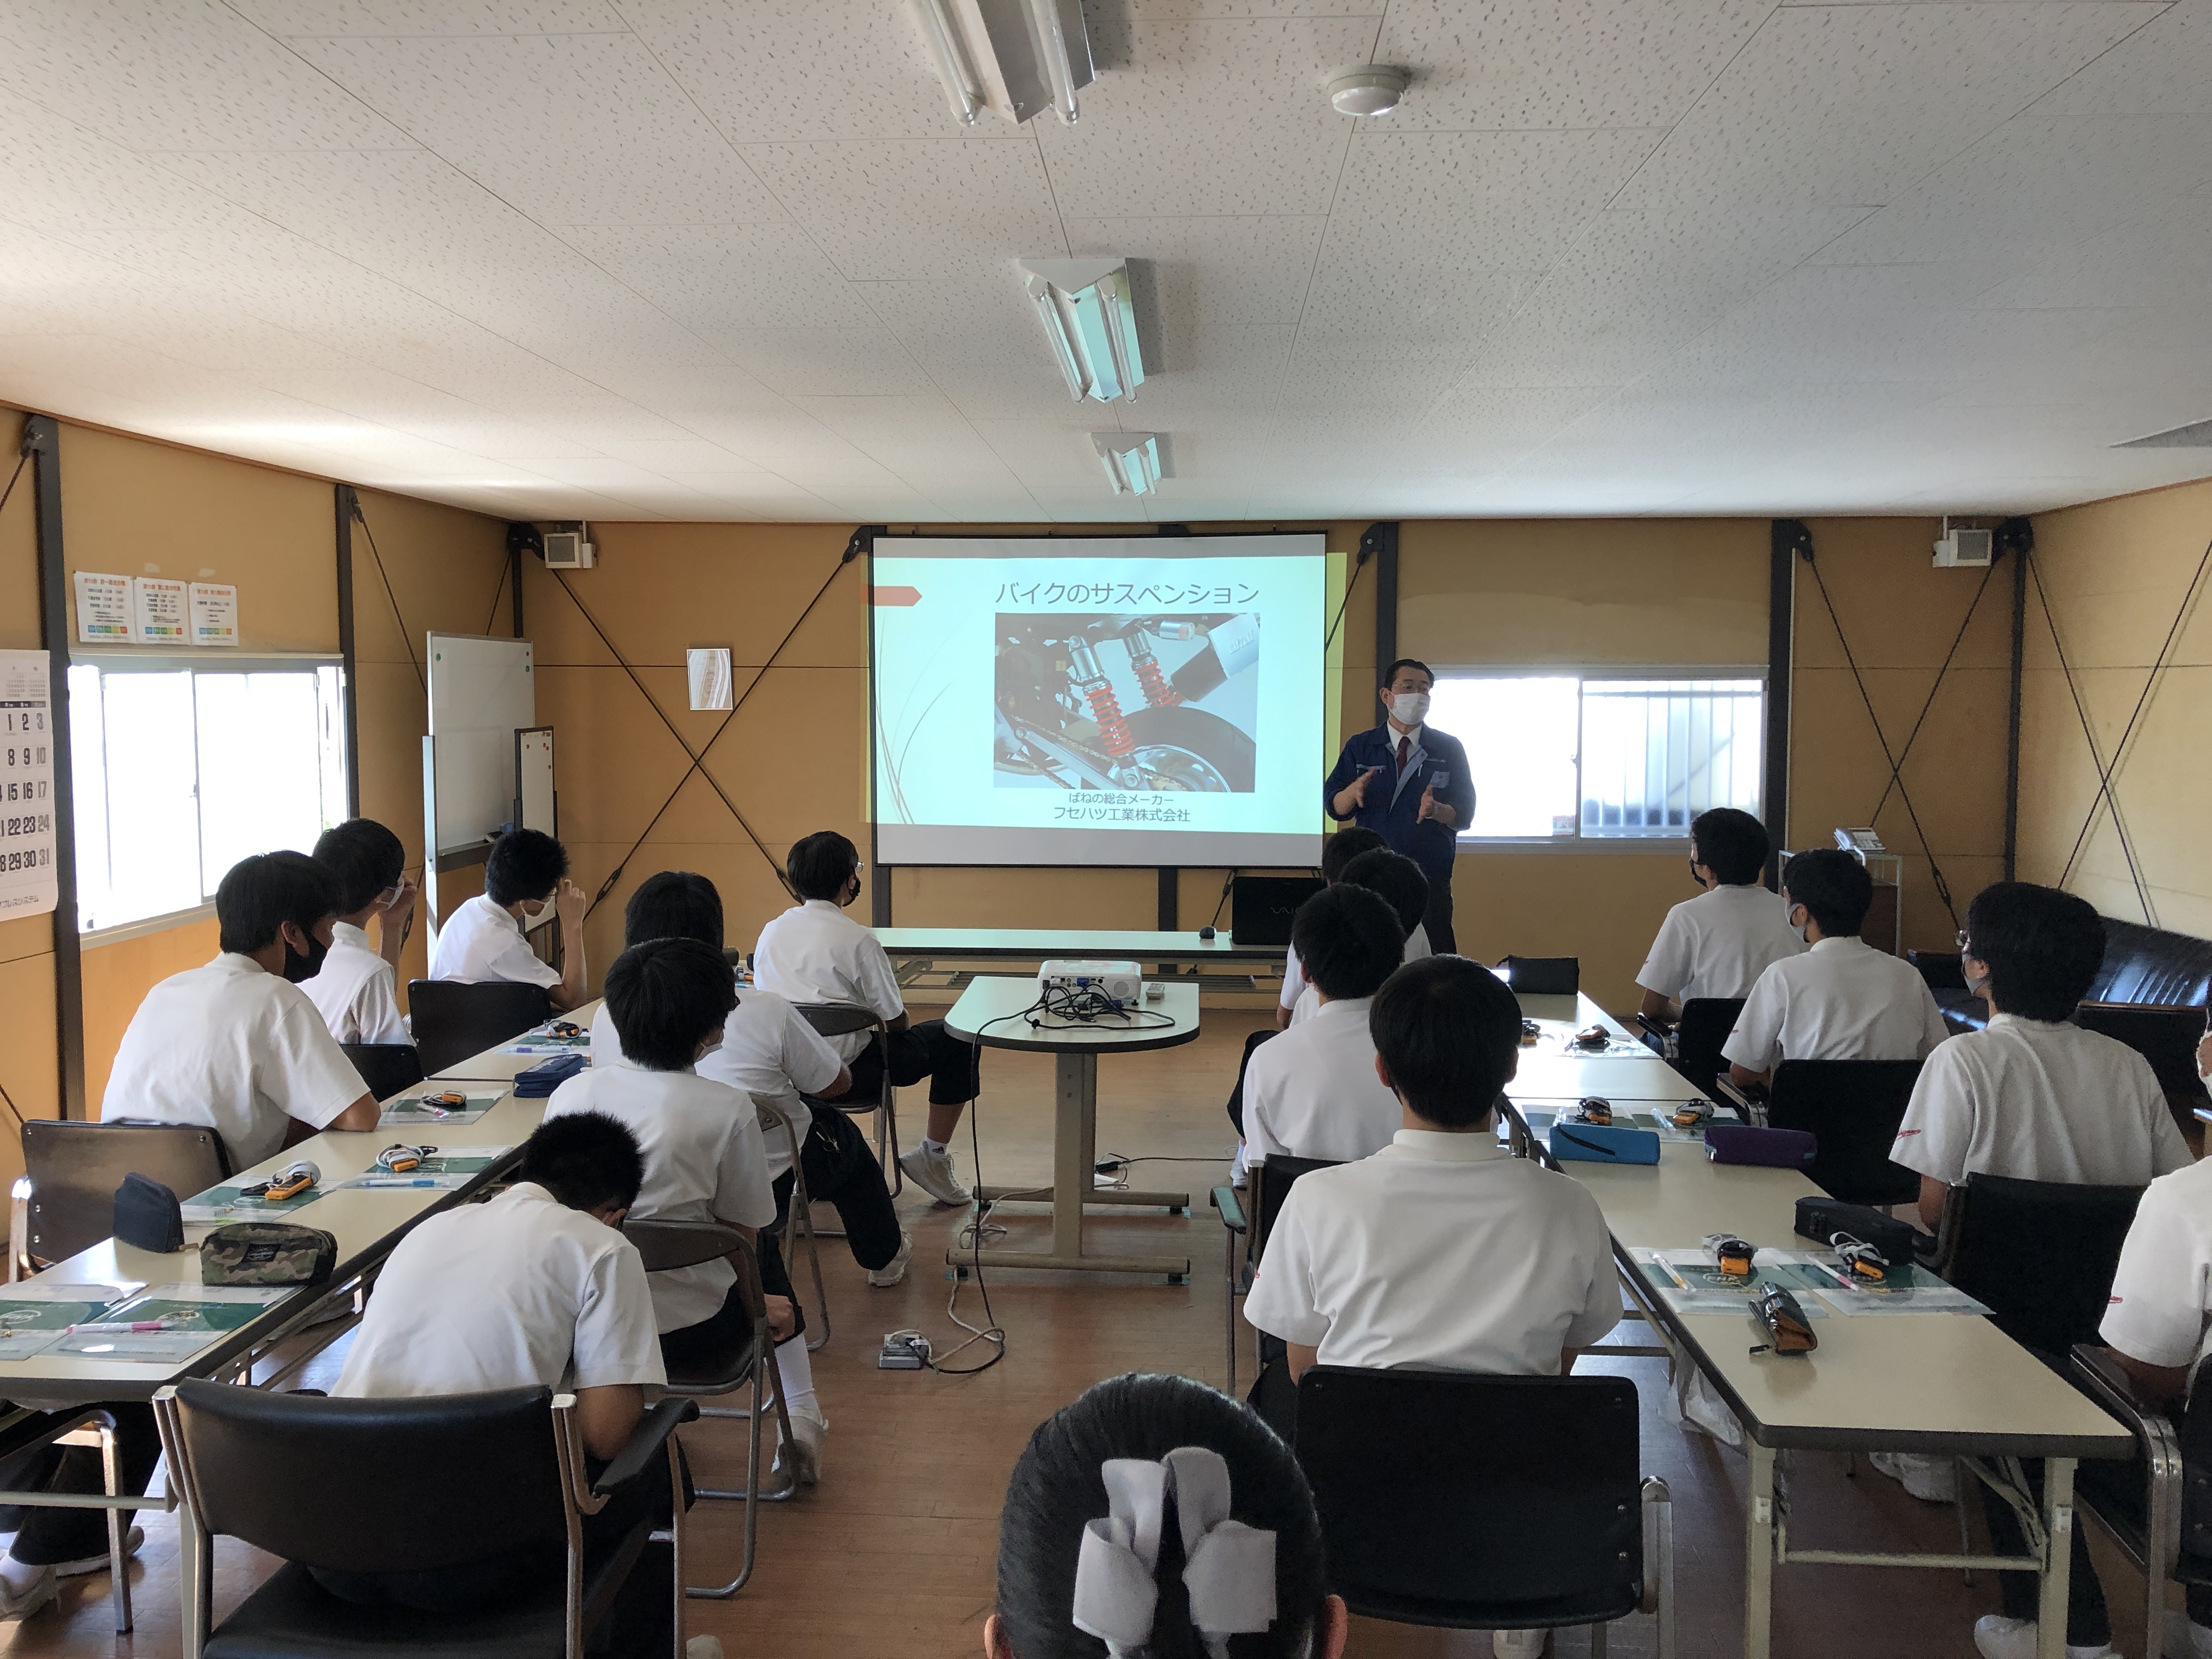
[72,572,131,645]
[0,651,57,920]
[132,576,189,645]
[188,582,239,647]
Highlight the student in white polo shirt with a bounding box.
[543,938,821,1480]
[427,827,589,1012]
[1271,828,1388,1031]
[1243,885,1408,1165]
[1722,848,1950,1087]
[327,1110,681,1635]
[304,816,415,1045]
[753,831,980,1206]
[103,850,379,1166]
[1636,807,1804,1023]
[1889,881,2191,1659]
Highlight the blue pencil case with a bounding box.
[512,1052,586,1097]
[1548,1122,1661,1165]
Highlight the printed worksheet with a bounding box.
[48,1286,289,1361]
[378,1090,501,1128]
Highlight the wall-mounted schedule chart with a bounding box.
[0,651,56,920]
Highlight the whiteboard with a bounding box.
[427,633,534,856]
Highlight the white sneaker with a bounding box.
[687,1637,725,1659]
[1972,1615,2114,1659]
[2163,1608,2212,1658]
[0,1562,54,1622]
[776,1407,827,1487]
[899,1143,970,1207]
[867,1233,912,1288]
[1871,1450,1959,1503]
[1493,1629,1547,1657]
[55,1525,142,1577]
[1230,1142,1249,1190]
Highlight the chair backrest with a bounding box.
[340,1041,425,1101]
[1673,998,1745,1094]
[2075,1002,2210,1106]
[1247,1155,1339,1267]
[1296,1368,1642,1620]
[1946,1172,2146,1355]
[1764,1059,1924,1207]
[165,1378,567,1572]
[406,979,552,1076]
[24,1119,229,1265]
[792,1002,884,1041]
[625,1218,763,1317]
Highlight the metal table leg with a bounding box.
[1745,1438,1776,1659]
[2036,1459,2076,1659]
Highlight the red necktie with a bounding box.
[1396,736,1410,773]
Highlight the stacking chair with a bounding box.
[791,1003,902,1198]
[1295,1367,1673,1657]
[152,1378,696,1659]
[1932,1172,2145,1357]
[12,1118,229,1277]
[2067,1344,2198,1659]
[624,1219,794,1599]
[1717,1059,1923,1207]
[406,979,551,1076]
[1210,1155,1338,1396]
[1634,997,1745,1102]
[751,1091,831,1353]
[339,1042,425,1102]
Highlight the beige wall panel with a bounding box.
[82,916,218,1109]
[1448,850,1693,1017]
[529,668,742,847]
[1791,519,2012,672]
[0,951,56,1180]
[0,913,52,969]
[0,411,34,652]
[2029,480,2212,670]
[569,838,802,969]
[351,487,510,668]
[1787,665,2011,856]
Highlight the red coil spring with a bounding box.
[1082,678,1135,757]
[1131,652,1182,708]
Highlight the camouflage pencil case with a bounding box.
[201,1222,337,1286]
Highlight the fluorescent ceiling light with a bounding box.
[906,0,1093,127]
[1020,257,1145,403]
[1093,432,1163,495]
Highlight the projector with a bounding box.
[1039,960,1142,1007]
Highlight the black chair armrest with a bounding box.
[2070,1342,2187,1577]
[1634,1012,1675,1041]
[593,1395,700,1497]
[1211,1186,1246,1232]
[2070,1343,2168,1429]
[1713,1077,1763,1115]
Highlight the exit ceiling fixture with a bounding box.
[1019,257,1146,403]
[1327,63,1409,117]
[906,0,1093,127]
[1093,432,1163,495]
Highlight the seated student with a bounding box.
[1278,847,1434,1029]
[1722,848,1950,1088]
[1242,885,1408,1165]
[540,940,824,1480]
[1273,827,1387,1031]
[330,1111,681,1647]
[104,850,379,1165]
[589,871,911,1288]
[1888,881,2192,1627]
[1636,806,1804,1024]
[988,1372,1347,1659]
[754,831,981,1207]
[428,827,588,1012]
[304,816,416,1045]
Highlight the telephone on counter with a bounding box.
[1833,827,1886,857]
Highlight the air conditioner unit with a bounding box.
[543,529,595,569]
[1933,526,1992,568]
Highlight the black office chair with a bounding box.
[623,1220,793,1600]
[1635,997,1745,1102]
[151,1379,696,1659]
[791,1003,901,1199]
[1930,1173,2145,1357]
[340,1042,425,1102]
[12,1119,230,1276]
[1718,1059,1923,1207]
[1211,1155,1338,1396]
[2067,1344,2202,1659]
[1295,1368,1673,1656]
[407,980,551,1076]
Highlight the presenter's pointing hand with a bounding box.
[1417,782,1437,822]
[1339,765,1380,811]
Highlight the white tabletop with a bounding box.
[942,976,1200,1054]
[876,927,1285,963]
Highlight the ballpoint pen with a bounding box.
[65,1319,174,1333]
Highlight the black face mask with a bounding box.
[281,930,329,984]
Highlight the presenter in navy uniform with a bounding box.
[1322,658,1474,955]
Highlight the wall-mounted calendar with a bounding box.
[0,651,57,921]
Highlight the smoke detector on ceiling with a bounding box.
[1327,64,1409,117]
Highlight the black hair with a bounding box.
[1964,882,2107,1023]
[216,851,340,956]
[1379,657,1432,690]
[603,938,737,1072]
[1689,808,1769,886]
[1290,884,1403,1002]
[1369,955,1522,1128]
[1781,849,1872,938]
[312,818,406,916]
[787,831,859,903]
[1335,847,1428,942]
[1319,826,1386,884]
[519,1111,644,1214]
[485,828,569,907]
[624,870,724,951]
[996,1373,1327,1659]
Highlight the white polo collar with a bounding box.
[1385,1128,1508,1163]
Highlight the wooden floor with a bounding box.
[3,1011,2171,1657]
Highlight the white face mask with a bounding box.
[1390,691,1430,726]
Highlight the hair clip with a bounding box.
[1071,1447,1279,1659]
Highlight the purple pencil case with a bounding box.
[1705,1124,1816,1168]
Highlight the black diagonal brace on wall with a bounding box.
[25,416,84,1118]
